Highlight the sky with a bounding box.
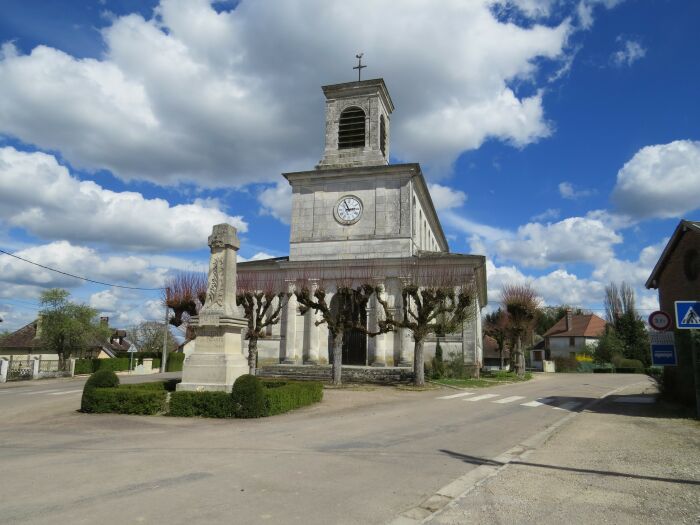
[0,0,698,332]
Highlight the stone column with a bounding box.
[69,358,76,377]
[281,280,298,364]
[31,357,40,380]
[370,284,386,367]
[304,280,320,364]
[177,224,248,392]
[397,278,413,367]
[0,359,8,383]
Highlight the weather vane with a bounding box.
[353,53,366,81]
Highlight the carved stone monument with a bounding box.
[177,224,248,392]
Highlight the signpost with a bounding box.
[128,345,138,372]
[649,331,677,366]
[674,301,700,419]
[648,310,672,331]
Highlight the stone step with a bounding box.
[257,365,414,384]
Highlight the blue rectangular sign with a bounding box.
[675,301,700,329]
[651,344,677,366]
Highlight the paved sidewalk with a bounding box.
[429,381,700,525]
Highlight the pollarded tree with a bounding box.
[381,262,476,387]
[501,284,540,377]
[163,271,207,339]
[294,266,391,386]
[236,271,290,375]
[484,308,510,370]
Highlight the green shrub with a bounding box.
[613,357,644,372]
[120,381,167,391]
[166,353,185,372]
[444,351,469,379]
[553,356,578,372]
[431,342,445,379]
[93,358,131,373]
[85,369,120,389]
[169,391,235,418]
[232,375,267,418]
[593,367,613,373]
[264,381,323,416]
[82,388,167,414]
[74,359,96,375]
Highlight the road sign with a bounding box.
[650,331,677,366]
[675,301,700,329]
[648,310,672,331]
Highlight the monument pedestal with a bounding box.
[176,223,249,393]
[177,316,248,392]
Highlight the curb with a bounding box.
[387,380,651,524]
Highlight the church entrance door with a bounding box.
[328,296,368,366]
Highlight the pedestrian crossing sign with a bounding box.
[675,301,700,329]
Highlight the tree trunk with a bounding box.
[332,333,343,385]
[413,338,425,386]
[247,337,258,376]
[515,336,524,377]
[499,348,504,370]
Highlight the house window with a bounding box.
[380,115,387,157]
[569,336,575,347]
[338,107,366,149]
[533,350,543,362]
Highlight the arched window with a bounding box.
[380,115,387,157]
[338,107,366,149]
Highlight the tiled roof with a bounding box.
[0,320,40,349]
[543,314,607,338]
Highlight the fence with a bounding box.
[8,357,32,381]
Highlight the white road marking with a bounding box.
[48,389,83,396]
[521,397,554,407]
[554,401,582,411]
[465,394,499,402]
[436,392,475,400]
[493,396,525,404]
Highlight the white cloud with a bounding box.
[591,240,665,289]
[558,181,596,199]
[428,183,467,210]
[611,38,646,67]
[258,182,292,225]
[494,216,622,268]
[0,241,169,289]
[531,208,560,221]
[0,147,246,251]
[0,0,573,185]
[611,140,700,220]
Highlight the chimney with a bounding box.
[100,316,109,328]
[566,308,573,332]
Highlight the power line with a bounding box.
[0,248,165,291]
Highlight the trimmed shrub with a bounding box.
[431,342,445,379]
[75,359,96,375]
[93,358,131,373]
[232,375,267,418]
[85,370,120,389]
[120,381,167,391]
[614,358,644,373]
[553,356,578,373]
[166,353,186,372]
[82,388,167,414]
[264,381,323,416]
[169,391,235,418]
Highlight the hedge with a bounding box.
[75,359,96,375]
[166,353,185,372]
[263,380,323,416]
[93,358,131,373]
[82,388,167,414]
[169,391,236,418]
[74,356,168,375]
[167,378,323,419]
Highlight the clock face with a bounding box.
[335,196,362,224]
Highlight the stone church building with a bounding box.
[239,78,487,377]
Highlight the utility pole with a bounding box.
[161,302,169,373]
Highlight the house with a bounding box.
[531,310,606,368]
[645,219,700,314]
[482,335,510,371]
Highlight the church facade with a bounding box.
[239,78,487,373]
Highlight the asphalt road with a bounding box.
[0,373,647,525]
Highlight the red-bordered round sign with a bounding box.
[648,310,671,331]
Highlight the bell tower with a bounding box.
[316,78,394,169]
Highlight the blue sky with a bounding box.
[0,0,698,331]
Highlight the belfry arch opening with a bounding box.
[338,107,366,149]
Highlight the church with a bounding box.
[239,77,487,379]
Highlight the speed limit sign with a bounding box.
[648,310,672,331]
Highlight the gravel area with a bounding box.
[430,382,700,525]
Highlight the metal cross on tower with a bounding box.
[353,53,366,81]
